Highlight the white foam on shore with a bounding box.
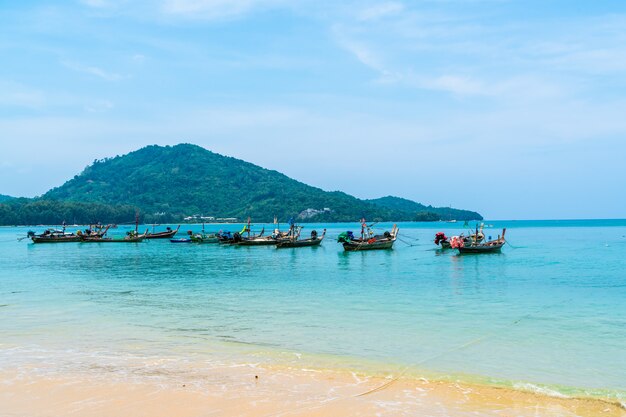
[513,382,570,399]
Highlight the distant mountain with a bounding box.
[0,194,15,203]
[0,144,482,225]
[368,196,482,221]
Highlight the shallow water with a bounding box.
[1,220,625,402]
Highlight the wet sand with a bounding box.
[2,364,624,417]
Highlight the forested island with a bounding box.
[0,144,482,225]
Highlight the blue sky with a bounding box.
[1,0,625,219]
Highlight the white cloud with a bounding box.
[334,27,490,96]
[358,2,404,21]
[335,36,385,72]
[423,74,485,96]
[331,4,626,104]
[79,0,111,8]
[85,100,114,113]
[161,0,287,20]
[61,61,125,81]
[0,81,45,108]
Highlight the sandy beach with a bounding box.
[2,363,624,417]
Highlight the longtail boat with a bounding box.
[229,218,278,246]
[457,228,506,254]
[276,226,325,248]
[29,229,81,243]
[189,230,219,243]
[217,231,236,244]
[235,234,278,246]
[146,225,180,239]
[81,230,148,243]
[338,220,398,251]
[435,224,485,249]
[170,238,192,243]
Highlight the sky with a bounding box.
[1,0,625,219]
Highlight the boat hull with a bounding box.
[81,237,145,243]
[145,231,177,239]
[236,238,278,246]
[342,239,395,251]
[190,236,219,244]
[458,244,503,254]
[31,236,81,243]
[276,238,322,248]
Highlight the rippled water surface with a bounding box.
[1,220,625,399]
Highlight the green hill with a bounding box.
[368,196,482,221]
[0,194,15,203]
[0,144,482,225]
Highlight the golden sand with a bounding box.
[1,364,624,417]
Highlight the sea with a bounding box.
[1,220,625,404]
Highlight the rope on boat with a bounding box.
[396,236,419,247]
[504,239,520,250]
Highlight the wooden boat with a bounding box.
[79,224,111,238]
[276,227,326,248]
[170,238,192,243]
[81,230,148,243]
[219,217,287,246]
[338,221,398,251]
[229,218,278,246]
[235,234,278,246]
[146,225,180,239]
[29,229,81,243]
[189,230,219,243]
[457,228,506,254]
[217,231,237,244]
[435,224,485,249]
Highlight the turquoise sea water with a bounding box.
[1,220,625,401]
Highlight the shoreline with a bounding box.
[2,361,624,417]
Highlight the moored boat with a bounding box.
[189,230,219,243]
[435,224,485,250]
[457,228,506,254]
[236,234,278,246]
[231,218,279,246]
[217,231,237,244]
[338,220,398,251]
[29,229,81,243]
[276,227,325,248]
[81,230,148,243]
[146,225,180,239]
